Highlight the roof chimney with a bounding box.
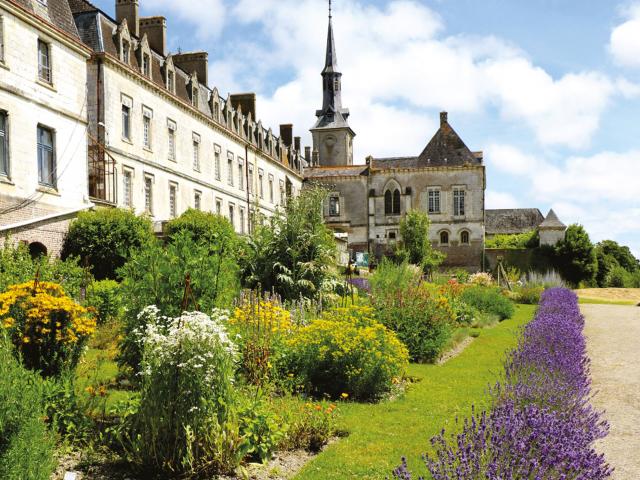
[229,93,256,119]
[440,111,448,126]
[173,52,208,85]
[305,146,311,163]
[280,124,293,148]
[294,136,301,153]
[116,0,139,37]
[139,17,166,56]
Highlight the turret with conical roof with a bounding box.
[539,209,567,246]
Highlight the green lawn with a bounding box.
[295,304,535,480]
[577,297,637,306]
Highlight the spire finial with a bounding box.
[329,0,332,19]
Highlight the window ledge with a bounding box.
[0,61,9,71]
[143,147,153,153]
[37,185,60,196]
[121,137,133,145]
[36,79,56,92]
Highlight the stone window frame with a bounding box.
[386,229,399,242]
[0,110,10,178]
[192,132,201,172]
[115,20,132,66]
[248,163,254,194]
[37,124,55,187]
[227,151,234,186]
[168,181,179,218]
[0,15,5,65]
[237,158,245,191]
[121,165,134,208]
[164,56,176,94]
[215,197,222,215]
[453,186,466,217]
[239,207,246,234]
[460,229,470,245]
[439,230,450,247]
[427,187,441,214]
[37,38,52,84]
[214,144,222,181]
[258,168,264,199]
[167,118,177,162]
[383,179,402,216]
[194,189,202,211]
[137,35,152,79]
[228,202,235,229]
[121,94,133,141]
[329,195,340,217]
[143,173,154,215]
[279,179,285,206]
[268,174,274,203]
[142,105,153,150]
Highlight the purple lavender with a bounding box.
[394,288,613,479]
[348,277,371,293]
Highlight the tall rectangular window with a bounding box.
[142,53,150,77]
[38,40,51,83]
[453,188,465,216]
[227,152,234,186]
[279,180,285,205]
[248,164,254,194]
[228,204,235,229]
[258,169,264,199]
[37,125,54,186]
[122,169,132,207]
[214,147,221,180]
[167,121,176,161]
[0,112,8,176]
[428,188,440,214]
[142,107,152,149]
[169,183,177,218]
[122,104,131,140]
[144,176,153,214]
[329,196,340,216]
[0,16,5,63]
[269,175,274,203]
[167,71,174,92]
[239,208,245,234]
[216,198,222,215]
[238,160,244,191]
[194,191,201,210]
[192,134,200,171]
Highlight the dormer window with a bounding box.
[167,70,174,93]
[192,90,198,108]
[142,53,150,77]
[122,40,130,64]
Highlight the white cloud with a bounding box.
[486,143,539,175]
[142,0,226,40]
[486,190,520,209]
[609,4,640,67]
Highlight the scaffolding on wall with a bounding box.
[88,134,117,205]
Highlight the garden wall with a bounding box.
[484,247,555,274]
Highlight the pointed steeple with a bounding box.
[323,1,338,75]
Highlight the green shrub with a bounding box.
[118,232,240,373]
[238,391,287,462]
[85,279,121,325]
[61,208,154,280]
[605,264,633,288]
[0,242,85,299]
[286,305,408,400]
[554,224,597,287]
[0,337,56,480]
[485,230,539,249]
[277,397,338,452]
[460,286,515,320]
[516,285,544,305]
[398,210,445,273]
[119,308,243,475]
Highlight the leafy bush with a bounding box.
[241,186,337,301]
[516,285,544,305]
[0,281,96,377]
[119,308,243,475]
[554,224,597,287]
[166,208,237,247]
[61,208,154,280]
[278,398,338,452]
[85,279,121,325]
[0,337,56,479]
[118,232,240,373]
[398,210,445,273]
[485,230,539,249]
[238,391,287,462]
[460,286,515,321]
[0,242,85,299]
[286,305,408,400]
[369,259,422,294]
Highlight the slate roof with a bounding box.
[9,0,80,38]
[539,209,566,229]
[485,208,544,235]
[304,165,368,178]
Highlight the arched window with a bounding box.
[385,190,392,214]
[28,242,47,259]
[440,231,449,246]
[460,231,470,245]
[393,189,401,214]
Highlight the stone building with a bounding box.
[0,0,94,256]
[538,209,566,246]
[304,10,485,269]
[68,0,304,234]
[485,208,544,239]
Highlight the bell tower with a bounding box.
[310,0,355,167]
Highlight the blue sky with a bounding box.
[93,0,640,257]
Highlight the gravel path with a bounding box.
[582,304,640,480]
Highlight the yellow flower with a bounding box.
[340,392,349,399]
[22,336,30,344]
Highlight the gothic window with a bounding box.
[440,231,449,246]
[384,190,392,215]
[460,231,470,245]
[393,189,401,214]
[329,196,340,216]
[454,188,466,216]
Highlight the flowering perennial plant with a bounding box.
[468,272,494,287]
[392,288,612,479]
[0,281,95,377]
[124,307,242,474]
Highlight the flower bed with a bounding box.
[393,287,612,479]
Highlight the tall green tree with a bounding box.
[398,210,445,274]
[241,186,337,301]
[594,240,640,287]
[61,208,154,280]
[554,224,597,287]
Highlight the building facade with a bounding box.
[0,0,93,256]
[69,0,304,235]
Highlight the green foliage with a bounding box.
[0,336,56,480]
[516,285,544,305]
[85,279,121,325]
[460,286,515,320]
[485,230,539,249]
[241,187,337,301]
[118,232,240,373]
[398,210,445,273]
[595,240,640,287]
[41,374,90,441]
[61,208,154,280]
[165,208,239,252]
[277,397,338,452]
[238,390,287,462]
[553,224,597,287]
[369,259,422,294]
[286,306,408,400]
[118,309,243,475]
[0,241,85,299]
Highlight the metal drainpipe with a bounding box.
[245,143,251,233]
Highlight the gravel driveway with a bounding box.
[582,304,640,480]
